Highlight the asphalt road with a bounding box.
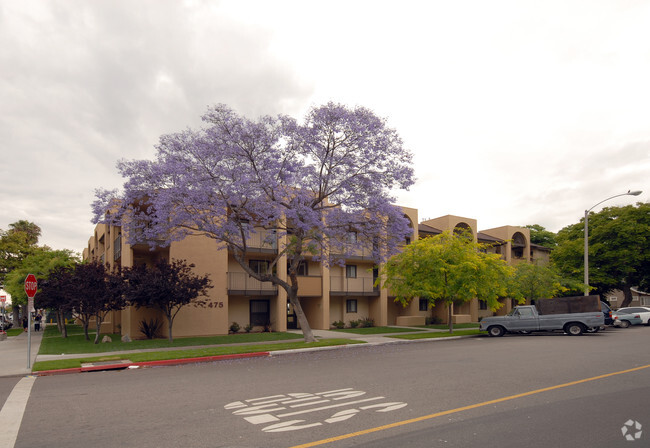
[4,326,650,448]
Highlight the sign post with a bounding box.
[24,274,37,370]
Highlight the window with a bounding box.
[347,232,358,243]
[250,300,270,326]
[479,301,488,310]
[346,299,358,313]
[346,265,357,278]
[288,261,308,276]
[419,298,429,311]
[249,259,269,275]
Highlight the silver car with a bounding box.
[612,311,643,328]
[615,306,650,325]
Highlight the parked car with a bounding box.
[0,316,12,330]
[612,311,643,328]
[614,306,650,325]
[601,301,614,326]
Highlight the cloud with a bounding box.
[0,0,313,250]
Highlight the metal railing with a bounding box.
[228,272,277,295]
[330,276,379,295]
[244,229,278,252]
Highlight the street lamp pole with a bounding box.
[584,190,642,296]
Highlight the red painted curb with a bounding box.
[34,351,271,376]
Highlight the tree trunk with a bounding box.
[167,314,174,343]
[447,302,453,334]
[620,285,634,308]
[82,319,90,341]
[288,292,315,343]
[93,313,103,344]
[57,309,68,338]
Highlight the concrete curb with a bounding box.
[35,352,270,376]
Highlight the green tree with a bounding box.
[122,259,212,342]
[552,203,650,306]
[0,220,42,285]
[510,262,571,302]
[4,248,79,321]
[524,224,557,248]
[381,231,513,332]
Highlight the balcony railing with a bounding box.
[330,276,379,296]
[114,234,122,261]
[244,229,278,253]
[228,272,277,295]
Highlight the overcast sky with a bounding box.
[1,0,649,253]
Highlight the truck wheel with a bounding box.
[565,323,584,336]
[488,326,505,337]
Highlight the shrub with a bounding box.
[332,320,345,329]
[139,318,162,339]
[426,316,443,325]
[349,320,359,328]
[230,322,240,333]
[263,321,273,333]
[244,324,253,333]
[360,317,374,328]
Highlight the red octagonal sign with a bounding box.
[24,274,38,298]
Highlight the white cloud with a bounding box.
[1,0,649,249]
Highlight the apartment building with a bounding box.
[83,209,544,339]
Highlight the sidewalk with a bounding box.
[0,328,44,377]
[1,326,473,377]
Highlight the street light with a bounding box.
[584,190,643,295]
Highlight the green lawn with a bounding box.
[330,326,427,334]
[5,328,24,337]
[32,338,364,372]
[39,325,304,355]
[391,329,484,339]
[416,323,480,330]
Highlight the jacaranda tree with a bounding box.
[93,103,414,342]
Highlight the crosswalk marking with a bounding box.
[0,376,37,448]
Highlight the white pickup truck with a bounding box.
[480,295,605,337]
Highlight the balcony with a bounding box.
[244,229,278,253]
[330,276,379,296]
[228,272,277,296]
[113,234,122,261]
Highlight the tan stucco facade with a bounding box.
[84,208,541,338]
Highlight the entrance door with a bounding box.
[286,299,298,329]
[250,300,270,327]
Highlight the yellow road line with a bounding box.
[290,364,650,448]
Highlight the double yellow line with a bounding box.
[291,364,650,448]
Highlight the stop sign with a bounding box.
[24,274,38,298]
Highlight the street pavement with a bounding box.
[0,325,464,377]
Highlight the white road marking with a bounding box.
[0,376,37,448]
[227,388,407,433]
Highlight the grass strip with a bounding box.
[330,326,427,335]
[5,328,24,337]
[416,323,480,330]
[39,327,304,355]
[33,339,364,372]
[391,329,484,340]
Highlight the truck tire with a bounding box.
[488,326,505,337]
[565,322,585,336]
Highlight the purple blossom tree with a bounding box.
[93,102,414,342]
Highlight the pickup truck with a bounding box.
[480,295,605,337]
